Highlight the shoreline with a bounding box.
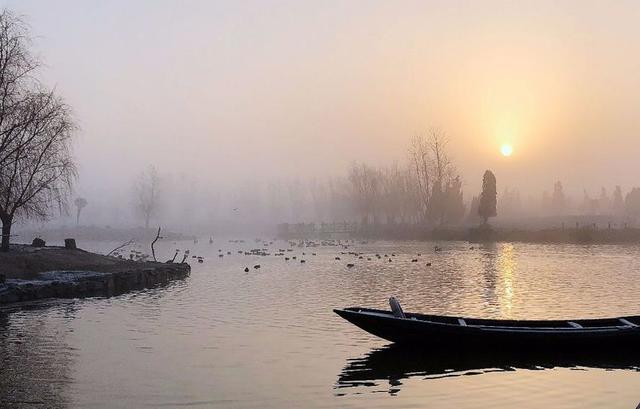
[278,225,640,245]
[0,245,190,305]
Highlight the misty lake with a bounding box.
[2,239,640,408]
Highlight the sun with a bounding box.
[500,144,513,157]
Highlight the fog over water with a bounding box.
[3,0,640,231]
[3,4,640,408]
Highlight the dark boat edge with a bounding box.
[335,307,640,328]
[334,307,640,346]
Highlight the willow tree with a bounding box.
[0,11,77,251]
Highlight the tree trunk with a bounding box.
[1,216,12,252]
[76,207,81,226]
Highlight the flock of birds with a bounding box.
[109,238,476,271]
[182,238,456,272]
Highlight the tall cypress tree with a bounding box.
[478,170,497,225]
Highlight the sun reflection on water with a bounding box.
[497,243,517,318]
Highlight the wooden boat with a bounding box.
[334,299,640,347]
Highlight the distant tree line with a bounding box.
[498,182,640,221]
[310,130,465,228]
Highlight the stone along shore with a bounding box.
[0,245,191,305]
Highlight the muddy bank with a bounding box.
[0,245,190,305]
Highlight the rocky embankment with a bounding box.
[0,245,190,305]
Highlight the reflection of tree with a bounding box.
[0,305,76,408]
[479,243,518,318]
[479,242,498,310]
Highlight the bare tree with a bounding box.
[409,129,458,224]
[134,165,161,229]
[348,162,381,225]
[0,12,77,251]
[612,185,624,216]
[444,176,465,224]
[379,164,400,224]
[624,188,640,220]
[0,90,76,251]
[308,178,328,223]
[74,197,87,226]
[0,10,40,168]
[409,134,431,222]
[326,176,351,222]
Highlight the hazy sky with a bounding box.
[3,0,640,198]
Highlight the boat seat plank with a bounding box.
[458,318,467,326]
[619,318,638,327]
[567,321,583,328]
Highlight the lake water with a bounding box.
[2,239,640,408]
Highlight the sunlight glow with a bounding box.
[500,144,513,157]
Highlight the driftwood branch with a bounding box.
[106,239,134,257]
[168,249,179,263]
[151,226,162,262]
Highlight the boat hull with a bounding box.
[334,308,640,348]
